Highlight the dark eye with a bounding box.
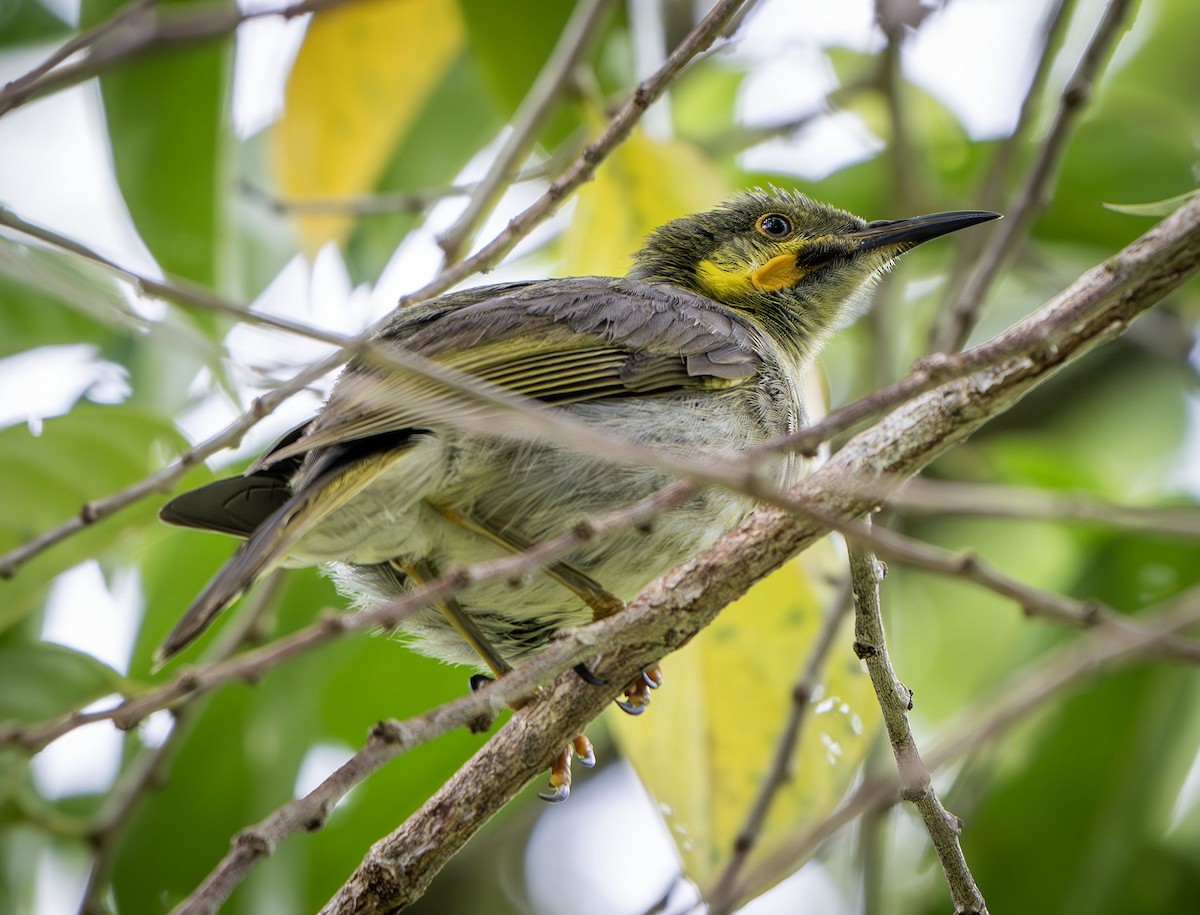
[756,213,792,239]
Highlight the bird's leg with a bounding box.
[429,502,623,688]
[398,555,594,802]
[425,506,624,797]
[429,502,625,618]
[398,559,513,680]
[430,502,663,715]
[539,734,595,803]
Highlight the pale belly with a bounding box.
[295,390,803,667]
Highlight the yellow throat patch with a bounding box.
[697,254,807,300]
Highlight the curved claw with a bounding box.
[641,670,661,689]
[615,697,648,716]
[468,673,493,692]
[572,662,607,687]
[573,734,596,768]
[538,782,571,803]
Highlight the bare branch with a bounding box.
[847,540,987,915]
[887,478,1200,538]
[436,0,615,264]
[729,584,1200,907]
[0,0,357,117]
[930,0,1137,352]
[317,196,1200,911]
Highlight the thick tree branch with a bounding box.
[319,194,1200,913]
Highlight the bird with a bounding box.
[158,189,998,798]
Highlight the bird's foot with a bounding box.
[539,734,595,803]
[615,664,663,716]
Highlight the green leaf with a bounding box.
[965,666,1200,914]
[457,0,576,115]
[0,0,71,47]
[1103,189,1199,216]
[82,0,232,290]
[0,403,185,633]
[0,236,138,358]
[0,641,126,723]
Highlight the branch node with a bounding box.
[1062,83,1088,108]
[319,611,347,634]
[912,351,953,380]
[443,565,472,589]
[853,640,879,659]
[370,719,406,745]
[234,829,272,858]
[305,806,332,832]
[79,502,100,524]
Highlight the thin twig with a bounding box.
[0,0,356,117]
[0,0,158,104]
[436,0,616,264]
[316,199,1200,912]
[938,0,1076,311]
[847,538,987,915]
[242,156,563,217]
[0,0,754,581]
[930,0,1137,352]
[727,584,1200,909]
[706,579,853,915]
[887,478,1200,538]
[0,483,693,753]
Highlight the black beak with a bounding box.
[851,210,1001,253]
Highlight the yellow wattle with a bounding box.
[751,253,807,292]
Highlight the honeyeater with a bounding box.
[159,190,997,797]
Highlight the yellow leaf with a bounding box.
[273,0,464,253]
[607,537,878,891]
[562,126,731,277]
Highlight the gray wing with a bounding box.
[266,276,765,463]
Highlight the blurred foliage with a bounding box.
[0,0,1198,913]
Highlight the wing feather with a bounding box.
[266,277,765,465]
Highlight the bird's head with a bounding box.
[628,189,999,361]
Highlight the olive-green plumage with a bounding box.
[158,190,997,668]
